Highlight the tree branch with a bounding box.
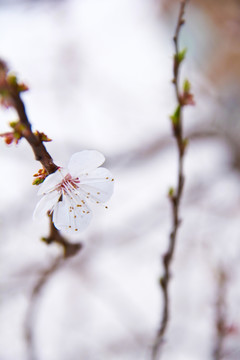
[0,60,82,253]
[9,88,59,174]
[0,59,58,174]
[152,1,190,358]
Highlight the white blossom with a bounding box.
[33,150,114,232]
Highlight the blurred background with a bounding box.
[0,0,240,359]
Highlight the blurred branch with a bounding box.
[213,268,228,360]
[212,267,240,360]
[107,128,218,169]
[152,1,191,358]
[25,255,63,360]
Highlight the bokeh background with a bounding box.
[0,0,240,359]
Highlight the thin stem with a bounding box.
[152,1,188,358]
[213,269,228,360]
[25,256,63,360]
[10,90,58,174]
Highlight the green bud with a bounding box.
[183,79,191,93]
[176,48,187,64]
[183,138,189,149]
[7,73,18,86]
[168,187,175,198]
[32,178,44,185]
[9,121,18,129]
[159,277,166,288]
[14,131,21,140]
[170,105,181,125]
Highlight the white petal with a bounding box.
[53,195,92,233]
[68,150,105,177]
[79,167,113,184]
[33,191,60,219]
[38,168,68,195]
[79,167,114,203]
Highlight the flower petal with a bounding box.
[33,190,60,219]
[79,168,114,203]
[53,195,92,232]
[68,150,105,177]
[38,168,68,195]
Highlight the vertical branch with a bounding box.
[152,1,192,358]
[213,269,228,360]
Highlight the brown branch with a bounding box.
[152,1,189,358]
[42,213,83,258]
[9,76,84,254]
[10,89,59,174]
[0,60,58,174]
[0,61,82,251]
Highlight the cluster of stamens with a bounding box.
[56,173,80,195]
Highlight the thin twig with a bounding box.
[213,269,228,360]
[152,1,189,358]
[9,87,59,174]
[24,256,63,360]
[0,59,58,174]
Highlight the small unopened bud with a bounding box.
[34,131,52,142]
[33,167,48,185]
[180,79,195,106]
[176,48,187,64]
[168,187,175,198]
[0,131,21,145]
[170,105,181,125]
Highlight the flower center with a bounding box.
[56,173,80,194]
